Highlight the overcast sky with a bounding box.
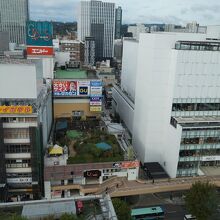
[29,0,220,25]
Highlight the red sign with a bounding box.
[27,46,54,56]
[121,161,140,169]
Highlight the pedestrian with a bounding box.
[152,179,154,184]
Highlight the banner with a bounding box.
[27,46,54,56]
[53,81,77,96]
[90,81,102,87]
[90,97,102,106]
[90,87,102,96]
[0,106,32,114]
[121,161,140,169]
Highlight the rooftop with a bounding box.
[54,69,88,79]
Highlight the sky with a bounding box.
[29,0,220,25]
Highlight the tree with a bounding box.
[9,215,28,220]
[185,181,218,220]
[60,213,79,220]
[112,198,131,220]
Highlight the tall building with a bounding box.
[112,28,220,178]
[0,0,29,44]
[78,0,115,61]
[0,59,52,201]
[84,36,95,66]
[115,6,122,39]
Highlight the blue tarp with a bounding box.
[96,142,112,150]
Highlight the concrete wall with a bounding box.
[0,64,37,99]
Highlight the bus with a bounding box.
[184,214,196,220]
[131,206,165,220]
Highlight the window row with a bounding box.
[172,103,220,112]
[179,149,220,157]
[181,137,220,145]
[6,144,31,153]
[4,128,29,139]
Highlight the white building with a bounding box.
[78,0,115,60]
[0,59,53,201]
[127,24,147,39]
[0,0,29,44]
[113,29,220,178]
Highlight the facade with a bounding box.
[0,60,52,201]
[84,37,95,66]
[44,161,139,199]
[60,40,84,68]
[0,32,9,52]
[115,7,122,39]
[0,0,29,44]
[78,0,115,61]
[53,69,103,119]
[112,31,220,178]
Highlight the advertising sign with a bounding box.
[26,46,54,56]
[90,81,102,87]
[90,87,102,96]
[90,97,102,106]
[90,106,102,112]
[121,161,140,169]
[53,81,77,96]
[27,21,53,46]
[201,156,220,161]
[77,81,90,96]
[84,170,101,178]
[0,106,32,114]
[7,178,32,183]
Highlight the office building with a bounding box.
[0,0,29,44]
[84,37,95,66]
[0,59,52,201]
[78,0,115,61]
[112,28,220,178]
[0,32,9,52]
[115,6,122,39]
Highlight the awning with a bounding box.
[49,144,63,155]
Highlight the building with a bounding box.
[114,39,123,62]
[127,24,147,39]
[115,6,122,39]
[53,69,103,119]
[78,0,115,61]
[0,32,9,52]
[112,29,220,178]
[0,0,29,44]
[60,40,84,68]
[84,37,95,66]
[0,59,52,201]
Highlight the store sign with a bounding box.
[27,46,54,56]
[7,178,32,183]
[84,170,101,178]
[53,81,77,96]
[90,87,102,96]
[90,97,102,106]
[27,21,53,46]
[90,106,102,112]
[79,86,89,95]
[78,81,90,96]
[121,161,140,169]
[0,106,32,114]
[90,81,102,87]
[201,156,220,161]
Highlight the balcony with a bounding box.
[179,156,200,162]
[3,122,37,128]
[4,138,30,144]
[180,143,220,150]
[6,167,32,173]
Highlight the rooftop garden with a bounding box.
[55,129,124,164]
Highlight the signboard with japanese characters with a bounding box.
[90,97,102,106]
[53,81,77,96]
[0,106,32,114]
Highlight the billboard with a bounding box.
[27,21,53,46]
[0,106,32,114]
[90,106,102,112]
[53,81,77,96]
[90,97,102,106]
[26,46,54,56]
[77,81,90,96]
[84,170,101,178]
[90,81,102,87]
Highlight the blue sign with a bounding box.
[90,97,102,102]
[90,81,102,87]
[27,21,53,46]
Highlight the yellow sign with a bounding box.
[0,106,33,114]
[90,106,102,112]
